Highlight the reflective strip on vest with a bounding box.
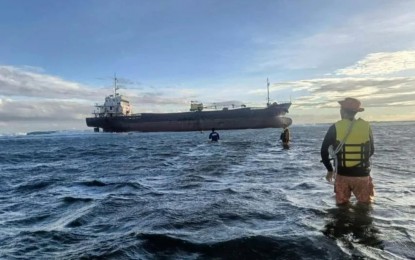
[335,119,370,168]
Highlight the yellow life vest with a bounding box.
[335,118,371,170]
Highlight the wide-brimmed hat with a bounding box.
[338,97,364,112]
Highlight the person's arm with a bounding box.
[321,124,336,172]
[369,126,374,157]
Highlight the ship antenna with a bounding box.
[267,78,270,107]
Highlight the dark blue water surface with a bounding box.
[1,122,414,259]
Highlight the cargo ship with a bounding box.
[85,78,292,132]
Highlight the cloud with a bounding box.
[250,2,415,72]
[0,66,97,99]
[0,65,99,132]
[5,51,412,130]
[0,99,90,122]
[335,51,415,76]
[265,49,415,114]
[286,76,415,110]
[283,74,415,124]
[0,65,199,104]
[0,65,205,132]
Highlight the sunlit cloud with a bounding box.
[335,51,415,76]
[277,49,415,111]
[288,76,415,109]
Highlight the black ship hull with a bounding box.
[86,104,292,132]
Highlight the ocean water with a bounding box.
[0,122,414,259]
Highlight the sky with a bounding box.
[1,0,415,134]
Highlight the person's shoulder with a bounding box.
[357,117,369,122]
[326,124,336,135]
[357,118,371,126]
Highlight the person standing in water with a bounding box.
[321,97,375,205]
[209,128,220,142]
[280,125,290,148]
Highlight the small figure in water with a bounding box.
[280,125,290,148]
[209,128,220,142]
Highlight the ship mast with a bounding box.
[113,73,119,96]
[267,78,270,107]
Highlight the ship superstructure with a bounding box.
[92,77,132,118]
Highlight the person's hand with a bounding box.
[325,171,334,183]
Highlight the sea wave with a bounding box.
[0,123,414,259]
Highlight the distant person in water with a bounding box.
[209,128,220,142]
[321,97,375,205]
[280,125,290,148]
